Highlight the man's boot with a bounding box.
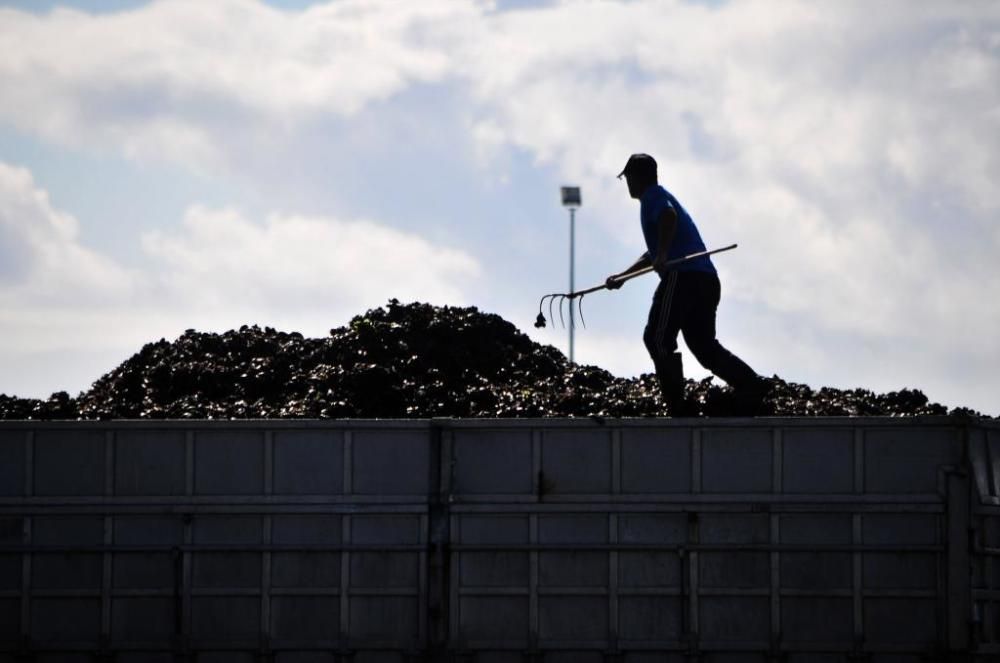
[733,375,772,416]
[657,353,694,417]
[709,348,770,416]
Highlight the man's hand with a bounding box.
[607,253,652,290]
[652,254,670,277]
[654,207,677,277]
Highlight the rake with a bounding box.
[534,244,738,329]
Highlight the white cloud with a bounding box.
[1,0,999,413]
[451,0,1000,407]
[0,162,137,304]
[0,0,472,167]
[141,204,480,317]
[0,161,481,395]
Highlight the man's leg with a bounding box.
[681,272,761,398]
[643,272,690,414]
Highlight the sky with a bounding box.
[0,0,998,416]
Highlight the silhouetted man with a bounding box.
[606,153,763,415]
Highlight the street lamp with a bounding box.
[560,186,581,363]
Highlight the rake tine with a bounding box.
[549,296,557,328]
[578,295,587,329]
[557,296,566,328]
[534,296,546,328]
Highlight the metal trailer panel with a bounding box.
[970,420,1000,655]
[0,416,993,661]
[446,419,963,662]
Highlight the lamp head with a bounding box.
[560,186,581,208]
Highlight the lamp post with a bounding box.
[560,186,581,363]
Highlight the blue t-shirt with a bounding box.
[640,185,715,273]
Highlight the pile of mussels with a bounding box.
[0,300,986,420]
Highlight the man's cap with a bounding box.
[617,153,657,179]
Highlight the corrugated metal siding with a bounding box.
[0,417,994,662]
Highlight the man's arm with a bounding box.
[605,203,678,289]
[605,253,651,289]
[652,206,677,275]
